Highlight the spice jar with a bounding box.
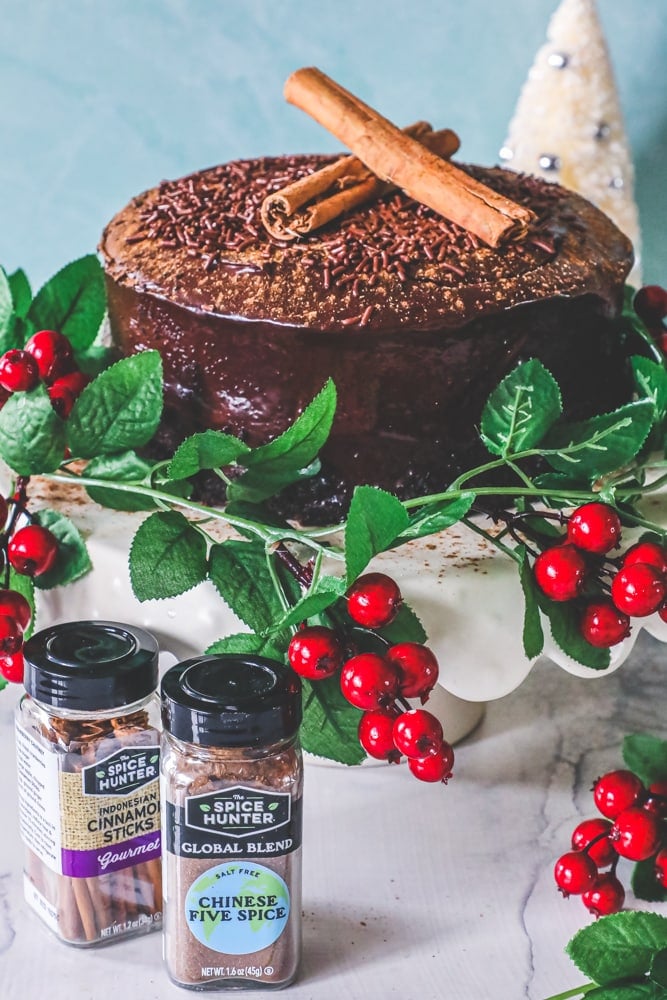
[161,654,303,991]
[15,620,162,946]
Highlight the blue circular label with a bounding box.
[184,861,290,955]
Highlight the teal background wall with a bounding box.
[0,0,665,287]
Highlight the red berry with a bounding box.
[346,573,402,628]
[623,541,667,577]
[393,709,444,758]
[0,589,31,630]
[51,370,90,398]
[287,626,343,680]
[534,544,587,601]
[571,818,616,867]
[568,502,621,555]
[554,851,598,895]
[386,642,439,701]
[0,615,23,655]
[634,285,667,325]
[659,602,667,624]
[47,381,75,418]
[0,650,24,683]
[593,769,645,819]
[580,600,631,648]
[645,783,667,819]
[7,525,59,576]
[655,848,667,888]
[611,563,666,617]
[0,349,39,392]
[408,742,454,783]
[340,653,400,710]
[610,806,662,861]
[24,330,73,383]
[358,710,400,762]
[582,873,625,917]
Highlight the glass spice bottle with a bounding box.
[15,620,162,946]
[161,654,303,991]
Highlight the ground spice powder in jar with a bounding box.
[15,620,162,945]
[161,654,303,990]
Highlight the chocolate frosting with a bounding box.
[100,156,633,332]
[100,155,634,523]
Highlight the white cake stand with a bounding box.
[25,477,667,751]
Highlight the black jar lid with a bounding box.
[161,654,302,748]
[23,620,159,711]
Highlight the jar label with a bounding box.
[167,785,302,859]
[16,720,161,877]
[184,861,290,955]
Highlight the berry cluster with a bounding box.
[0,484,59,684]
[554,768,667,917]
[533,501,667,648]
[0,329,89,417]
[287,572,454,784]
[634,284,667,354]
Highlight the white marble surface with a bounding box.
[1,633,666,1000]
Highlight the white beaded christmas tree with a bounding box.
[501,0,641,283]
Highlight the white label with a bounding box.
[23,874,59,933]
[15,721,63,874]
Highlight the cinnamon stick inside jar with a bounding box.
[15,620,162,946]
[161,654,303,991]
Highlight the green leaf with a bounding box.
[650,948,667,988]
[518,546,544,660]
[9,569,35,640]
[345,486,409,584]
[537,596,611,670]
[8,268,32,317]
[623,734,667,785]
[129,511,207,601]
[268,802,279,811]
[75,343,115,378]
[397,492,476,542]
[0,384,67,474]
[0,314,29,355]
[632,356,667,423]
[300,674,365,765]
[227,459,321,505]
[167,430,250,480]
[199,804,211,813]
[229,380,336,502]
[85,451,159,511]
[377,602,428,645]
[544,401,655,478]
[632,858,667,904]
[0,268,14,337]
[33,509,92,590]
[567,911,667,986]
[67,351,163,458]
[205,632,286,660]
[270,576,345,632]
[208,539,285,634]
[27,255,105,352]
[586,984,665,999]
[480,359,562,457]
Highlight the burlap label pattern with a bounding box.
[59,749,161,852]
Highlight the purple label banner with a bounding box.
[61,831,161,877]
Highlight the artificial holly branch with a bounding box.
[0,256,667,774]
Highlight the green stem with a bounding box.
[541,984,596,1000]
[461,517,522,564]
[43,470,345,558]
[265,546,289,614]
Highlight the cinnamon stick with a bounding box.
[283,67,535,246]
[261,121,460,240]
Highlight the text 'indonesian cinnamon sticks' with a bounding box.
[15,621,162,946]
[276,67,535,246]
[161,654,303,990]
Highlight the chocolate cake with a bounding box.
[100,155,633,522]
